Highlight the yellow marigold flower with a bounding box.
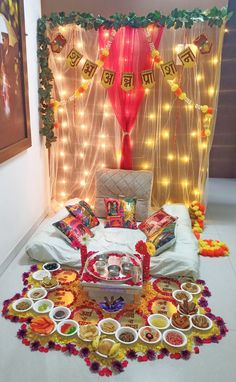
[179,92,187,100]
[146,241,156,256]
[95,59,104,67]
[171,84,179,92]
[200,105,208,113]
[101,48,109,56]
[151,49,160,57]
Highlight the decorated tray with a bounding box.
[85,251,142,283]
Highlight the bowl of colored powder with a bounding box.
[147,314,170,330]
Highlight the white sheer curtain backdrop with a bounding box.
[47,23,224,211]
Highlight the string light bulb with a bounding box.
[161,178,170,186]
[196,74,203,82]
[62,122,68,128]
[182,155,189,163]
[208,86,215,96]
[182,179,189,187]
[62,137,68,143]
[191,131,197,137]
[142,163,149,170]
[79,153,84,159]
[168,153,174,161]
[193,188,200,196]
[80,180,86,186]
[212,56,219,65]
[63,165,68,171]
[56,74,63,81]
[149,113,156,120]
[163,103,170,111]
[162,130,169,139]
[60,151,65,157]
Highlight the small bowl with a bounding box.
[138,326,162,344]
[115,326,138,345]
[191,314,213,331]
[12,298,33,313]
[172,290,193,303]
[96,253,109,262]
[57,319,79,337]
[27,287,47,301]
[181,282,201,295]
[108,265,120,278]
[95,260,106,273]
[43,262,60,272]
[148,314,170,330]
[49,306,71,321]
[98,318,121,335]
[32,270,51,281]
[78,325,101,342]
[121,262,133,275]
[170,316,192,332]
[163,329,187,348]
[177,304,199,317]
[33,299,54,314]
[96,339,117,359]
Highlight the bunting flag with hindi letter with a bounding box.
[101,69,116,88]
[67,48,83,68]
[160,60,177,79]
[121,72,134,92]
[81,59,98,80]
[141,69,155,88]
[178,47,196,68]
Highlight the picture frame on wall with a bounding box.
[0,0,31,164]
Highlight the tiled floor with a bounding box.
[0,178,235,382]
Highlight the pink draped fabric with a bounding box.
[98,26,163,169]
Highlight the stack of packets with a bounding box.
[139,209,177,255]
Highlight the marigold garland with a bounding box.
[199,239,229,257]
[189,200,206,238]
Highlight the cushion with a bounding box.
[95,169,153,221]
[66,200,99,228]
[149,222,176,255]
[139,208,177,241]
[53,215,94,249]
[104,197,137,229]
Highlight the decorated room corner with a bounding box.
[1,4,233,377]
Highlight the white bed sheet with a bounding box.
[26,203,199,280]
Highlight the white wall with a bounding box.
[41,0,228,17]
[0,0,49,268]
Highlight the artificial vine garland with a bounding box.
[37,7,232,148]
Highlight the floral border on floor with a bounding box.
[2,264,228,377]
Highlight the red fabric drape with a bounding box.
[98,26,163,169]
